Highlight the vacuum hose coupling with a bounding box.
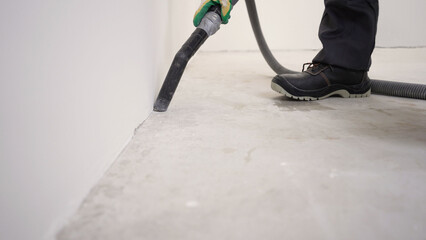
[197,12,222,36]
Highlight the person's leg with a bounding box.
[271,0,379,100]
[313,0,379,71]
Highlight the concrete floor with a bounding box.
[58,49,426,240]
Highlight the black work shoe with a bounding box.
[271,63,371,101]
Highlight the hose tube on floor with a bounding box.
[245,0,426,100]
[371,79,426,100]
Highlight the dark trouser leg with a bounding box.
[313,0,379,71]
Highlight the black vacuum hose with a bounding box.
[154,5,223,112]
[245,0,296,74]
[371,79,426,99]
[245,0,426,100]
[153,28,209,112]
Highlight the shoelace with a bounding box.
[302,63,333,73]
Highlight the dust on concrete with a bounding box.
[245,147,256,163]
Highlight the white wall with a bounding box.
[376,0,426,47]
[170,0,426,52]
[0,1,170,240]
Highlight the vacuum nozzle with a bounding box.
[153,6,222,112]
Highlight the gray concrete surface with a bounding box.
[58,49,426,240]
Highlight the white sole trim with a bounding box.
[271,82,371,101]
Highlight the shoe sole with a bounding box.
[271,82,371,101]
